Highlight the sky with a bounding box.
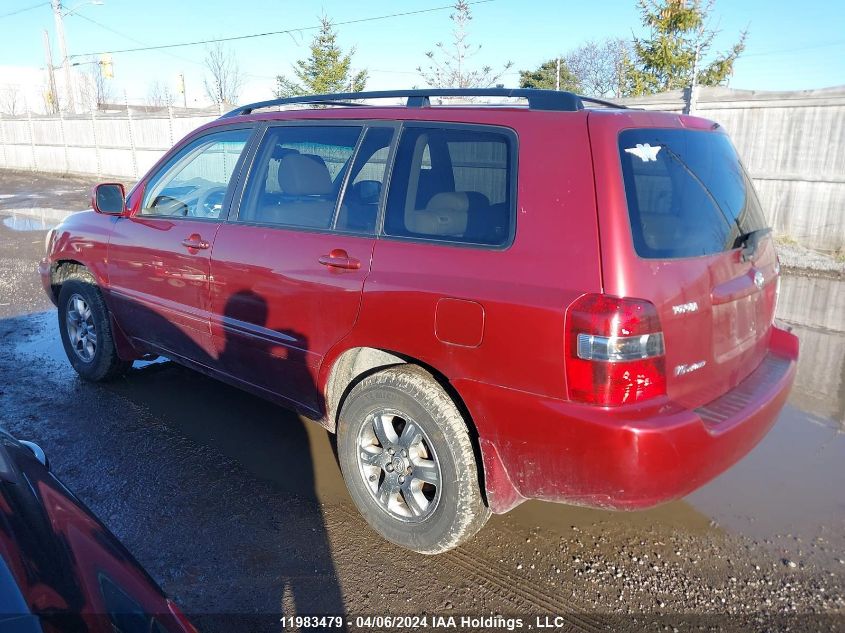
[0,0,843,109]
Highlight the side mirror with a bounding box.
[92,183,126,215]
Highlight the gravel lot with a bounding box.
[1,169,843,632]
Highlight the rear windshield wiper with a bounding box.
[736,227,771,261]
[655,144,741,235]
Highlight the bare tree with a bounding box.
[565,38,631,98]
[0,86,21,116]
[75,72,92,110]
[147,80,174,108]
[77,59,112,109]
[203,42,244,105]
[417,0,512,90]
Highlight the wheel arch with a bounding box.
[51,259,140,362]
[49,259,88,303]
[321,345,490,506]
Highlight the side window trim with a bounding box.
[225,122,268,223]
[374,121,405,237]
[330,125,368,230]
[137,124,256,221]
[379,121,519,250]
[332,121,401,234]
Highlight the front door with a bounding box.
[209,123,396,416]
[107,127,252,366]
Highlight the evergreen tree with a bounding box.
[518,59,580,91]
[275,16,367,97]
[626,0,746,96]
[417,1,512,89]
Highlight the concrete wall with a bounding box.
[1,87,844,250]
[620,86,845,252]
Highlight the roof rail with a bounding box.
[579,95,628,109]
[220,88,627,118]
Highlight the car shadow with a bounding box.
[105,289,348,629]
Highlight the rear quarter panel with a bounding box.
[334,110,603,399]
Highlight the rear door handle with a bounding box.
[181,234,210,251]
[318,248,361,270]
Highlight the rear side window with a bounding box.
[619,128,767,259]
[385,125,514,246]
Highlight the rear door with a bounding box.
[208,122,396,416]
[592,117,779,409]
[108,127,252,365]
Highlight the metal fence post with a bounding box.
[26,110,37,172]
[59,109,69,174]
[167,104,175,146]
[0,112,7,169]
[91,109,102,177]
[125,94,138,179]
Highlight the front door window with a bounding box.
[141,129,251,219]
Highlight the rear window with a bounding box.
[619,128,767,259]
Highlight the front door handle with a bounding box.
[181,234,210,251]
[318,248,361,270]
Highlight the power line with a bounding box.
[70,0,495,58]
[71,12,205,68]
[0,1,46,19]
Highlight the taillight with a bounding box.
[565,293,666,406]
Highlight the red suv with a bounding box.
[40,89,798,554]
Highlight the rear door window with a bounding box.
[384,125,515,246]
[618,128,767,259]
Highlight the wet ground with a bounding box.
[1,171,844,632]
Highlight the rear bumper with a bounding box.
[457,325,799,514]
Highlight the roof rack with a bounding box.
[221,88,628,118]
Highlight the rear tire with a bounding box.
[337,365,490,554]
[58,270,131,382]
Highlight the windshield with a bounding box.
[619,128,767,259]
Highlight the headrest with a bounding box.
[271,146,299,160]
[278,153,332,196]
[406,192,470,236]
[301,154,328,170]
[426,192,470,214]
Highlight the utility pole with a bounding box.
[555,57,561,91]
[177,72,187,108]
[42,30,59,114]
[51,0,74,113]
[686,46,700,115]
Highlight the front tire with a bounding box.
[337,365,490,554]
[58,271,131,382]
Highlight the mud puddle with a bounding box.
[2,215,59,231]
[18,277,845,571]
[6,301,844,628]
[505,274,845,571]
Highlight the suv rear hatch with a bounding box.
[591,117,779,409]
